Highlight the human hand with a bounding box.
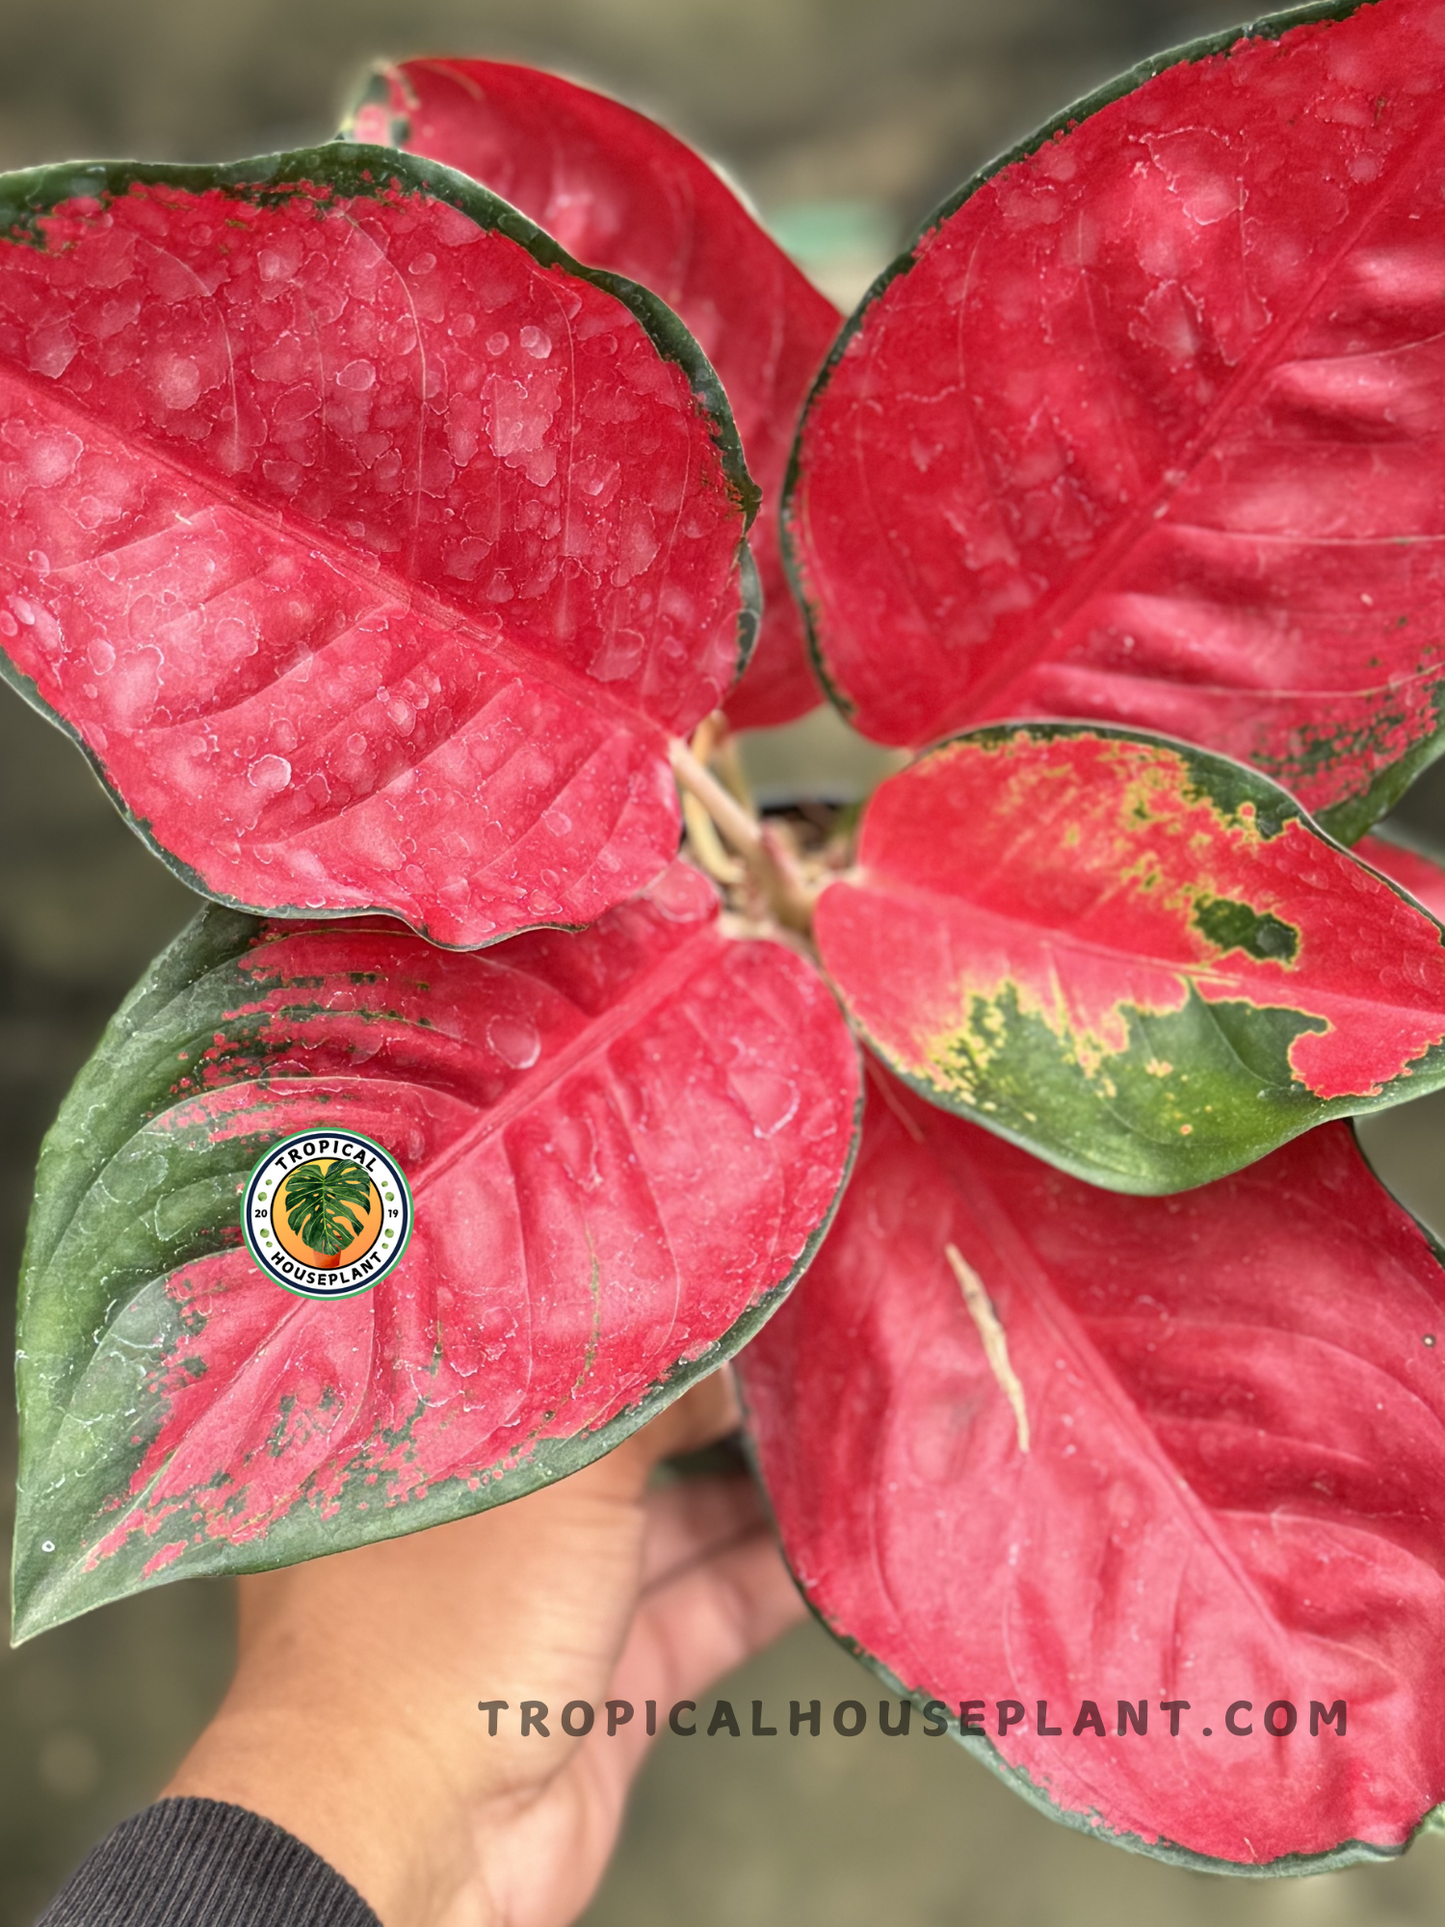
[164,1368,802,1927]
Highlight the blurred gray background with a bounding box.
[6,0,1445,1921]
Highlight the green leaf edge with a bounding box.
[776,0,1442,847]
[831,719,1445,1196]
[738,1123,1445,1876]
[0,142,761,952]
[10,900,861,1644]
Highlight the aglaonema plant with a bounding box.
[8,0,1445,1880]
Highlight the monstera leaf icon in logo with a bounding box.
[285,1160,374,1262]
[243,1132,412,1299]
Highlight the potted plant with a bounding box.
[9,0,1445,1875]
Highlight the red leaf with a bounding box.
[787,0,1445,841]
[0,149,756,948]
[740,1070,1445,1868]
[814,724,1445,1191]
[355,59,839,728]
[13,860,860,1635]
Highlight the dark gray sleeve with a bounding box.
[35,1797,382,1927]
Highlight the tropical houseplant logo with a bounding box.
[242,1132,412,1299]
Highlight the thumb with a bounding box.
[612,1366,744,1483]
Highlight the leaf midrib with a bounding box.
[838,869,1445,1032]
[23,920,744,1562]
[413,920,725,1195]
[901,1084,1445,1665]
[26,912,725,1337]
[907,1094,1294,1644]
[968,103,1445,718]
[0,335,701,747]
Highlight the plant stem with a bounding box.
[680,790,746,885]
[711,730,756,817]
[669,737,817,933]
[671,738,764,855]
[678,714,744,885]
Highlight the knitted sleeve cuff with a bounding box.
[36,1797,382,1927]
